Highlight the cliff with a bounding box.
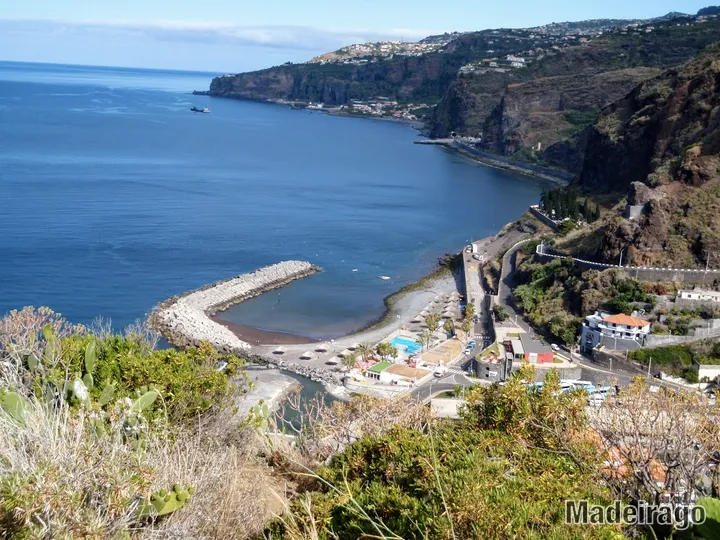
[431,16,720,163]
[559,46,720,268]
[209,33,504,105]
[209,57,461,104]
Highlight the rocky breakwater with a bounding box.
[149,261,320,353]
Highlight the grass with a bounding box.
[0,392,276,538]
[479,343,500,359]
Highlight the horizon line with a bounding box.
[0,58,231,76]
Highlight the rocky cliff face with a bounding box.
[209,50,481,105]
[431,18,720,162]
[481,68,660,156]
[579,49,720,191]
[564,46,720,268]
[429,70,521,138]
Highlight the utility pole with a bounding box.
[647,356,652,380]
[619,249,624,268]
[705,251,712,285]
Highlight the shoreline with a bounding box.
[213,258,459,347]
[149,261,321,352]
[203,93,573,185]
[201,92,427,130]
[436,141,571,186]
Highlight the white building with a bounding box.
[581,312,651,353]
[677,289,720,303]
[697,362,720,382]
[365,361,431,386]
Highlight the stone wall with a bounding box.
[528,205,560,231]
[535,245,720,286]
[149,261,320,353]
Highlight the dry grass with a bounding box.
[0,391,281,539]
[0,307,281,539]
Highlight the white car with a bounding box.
[551,344,560,352]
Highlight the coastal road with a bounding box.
[409,372,487,402]
[497,239,534,334]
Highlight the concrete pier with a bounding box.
[149,261,320,353]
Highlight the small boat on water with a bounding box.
[191,106,210,113]
[352,269,359,272]
[378,275,391,280]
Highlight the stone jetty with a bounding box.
[149,261,320,353]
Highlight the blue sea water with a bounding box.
[0,61,550,338]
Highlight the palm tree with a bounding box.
[461,318,472,342]
[357,343,373,363]
[342,353,358,370]
[424,312,442,334]
[419,329,433,351]
[443,318,455,338]
[465,302,476,320]
[375,342,392,360]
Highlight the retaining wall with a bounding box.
[528,205,560,231]
[535,245,720,285]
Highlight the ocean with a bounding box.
[0,61,550,338]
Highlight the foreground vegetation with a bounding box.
[270,368,720,539]
[2,307,720,538]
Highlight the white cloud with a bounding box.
[0,18,436,52]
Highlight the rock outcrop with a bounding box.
[579,46,720,192]
[150,261,320,353]
[560,46,720,268]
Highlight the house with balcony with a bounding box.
[581,312,651,353]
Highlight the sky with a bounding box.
[0,0,713,73]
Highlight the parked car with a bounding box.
[472,254,481,261]
[551,344,560,352]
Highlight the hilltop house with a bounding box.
[581,312,651,353]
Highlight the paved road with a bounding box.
[409,372,482,402]
[497,239,534,333]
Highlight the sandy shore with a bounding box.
[225,271,459,365]
[212,317,317,345]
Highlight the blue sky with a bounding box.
[0,0,712,72]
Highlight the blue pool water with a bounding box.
[390,337,422,354]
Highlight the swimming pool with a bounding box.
[390,337,422,354]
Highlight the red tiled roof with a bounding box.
[603,314,650,328]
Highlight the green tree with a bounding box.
[492,304,510,322]
[424,312,442,334]
[357,343,373,363]
[342,353,358,370]
[443,318,455,337]
[461,318,472,340]
[418,329,433,351]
